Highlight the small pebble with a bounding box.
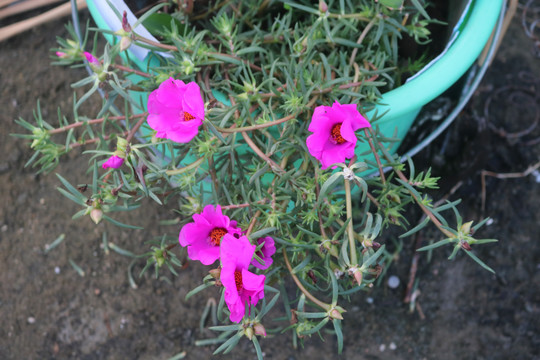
[1,224,7,232]
[379,344,386,352]
[366,297,374,304]
[388,275,400,289]
[486,218,494,226]
[27,317,36,324]
[389,342,397,350]
[39,198,45,205]
[54,266,60,274]
[532,169,540,183]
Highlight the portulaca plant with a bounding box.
[16,0,497,356]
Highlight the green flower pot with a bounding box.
[85,0,504,161]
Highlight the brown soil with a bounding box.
[1,5,539,360]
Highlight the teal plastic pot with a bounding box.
[85,0,504,157]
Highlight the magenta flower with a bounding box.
[102,155,124,169]
[147,78,205,143]
[220,234,266,323]
[251,236,276,270]
[179,205,241,265]
[306,101,371,169]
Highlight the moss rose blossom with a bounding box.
[250,236,276,270]
[220,234,266,323]
[179,205,241,265]
[306,101,371,169]
[147,77,204,143]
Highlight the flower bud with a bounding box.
[181,58,195,75]
[460,221,473,235]
[120,36,132,52]
[115,137,128,158]
[153,249,165,267]
[84,52,102,74]
[349,267,363,286]
[90,208,103,224]
[122,11,132,32]
[328,308,343,320]
[363,237,373,248]
[319,0,328,13]
[253,322,267,337]
[209,267,221,279]
[343,166,354,181]
[244,326,254,340]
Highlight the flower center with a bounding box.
[234,270,243,291]
[330,123,346,145]
[183,111,195,121]
[209,227,227,246]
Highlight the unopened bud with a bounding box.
[460,221,473,235]
[460,241,471,251]
[343,166,354,181]
[84,52,102,73]
[319,0,328,13]
[154,249,165,267]
[122,11,132,32]
[90,208,103,224]
[328,308,343,320]
[253,322,266,337]
[209,267,222,286]
[120,36,132,52]
[244,326,254,340]
[361,236,373,248]
[351,268,363,286]
[386,192,401,204]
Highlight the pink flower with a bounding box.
[220,234,266,323]
[83,51,99,66]
[102,155,124,169]
[56,51,67,58]
[179,205,241,265]
[251,236,276,270]
[306,101,371,170]
[147,78,204,143]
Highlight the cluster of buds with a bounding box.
[243,319,267,340]
[55,39,83,62]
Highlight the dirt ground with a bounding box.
[1,3,539,360]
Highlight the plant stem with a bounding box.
[246,210,261,237]
[282,249,331,312]
[328,12,370,21]
[349,17,377,67]
[49,113,147,135]
[216,96,318,134]
[126,114,148,143]
[68,131,130,149]
[364,128,386,184]
[241,131,283,173]
[165,157,205,175]
[133,35,262,72]
[378,143,455,239]
[218,113,296,133]
[344,178,357,266]
[110,63,152,78]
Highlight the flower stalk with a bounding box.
[344,178,357,266]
